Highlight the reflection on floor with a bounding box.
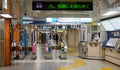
[0,44,120,70]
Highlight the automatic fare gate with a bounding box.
[0,19,5,65]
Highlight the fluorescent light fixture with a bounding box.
[97,23,101,26]
[0,14,12,18]
[22,16,33,20]
[46,18,57,22]
[22,21,33,24]
[62,26,65,29]
[56,23,60,24]
[102,11,120,16]
[46,18,52,22]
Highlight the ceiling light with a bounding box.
[62,26,65,29]
[22,16,33,20]
[97,23,101,26]
[0,14,12,18]
[102,11,120,16]
[56,23,60,24]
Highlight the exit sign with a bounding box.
[32,1,93,11]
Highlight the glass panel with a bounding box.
[101,20,115,31]
[109,17,120,30]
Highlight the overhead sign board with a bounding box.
[46,18,93,23]
[32,1,93,11]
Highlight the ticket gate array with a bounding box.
[44,41,67,59]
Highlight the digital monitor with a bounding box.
[32,1,93,11]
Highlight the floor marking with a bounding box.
[101,68,112,70]
[57,60,85,70]
[67,48,77,56]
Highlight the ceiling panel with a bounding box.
[23,0,93,19]
[32,0,93,2]
[20,0,120,21]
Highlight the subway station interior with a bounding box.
[0,0,120,70]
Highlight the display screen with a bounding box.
[32,1,93,10]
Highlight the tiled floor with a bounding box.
[0,44,119,70]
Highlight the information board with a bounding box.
[32,1,93,10]
[106,38,118,47]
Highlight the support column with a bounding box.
[4,0,11,66]
[5,19,10,66]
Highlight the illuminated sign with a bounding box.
[32,1,93,10]
[22,16,33,20]
[46,18,92,23]
[22,16,33,24]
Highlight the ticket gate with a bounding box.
[59,42,67,59]
[44,42,52,59]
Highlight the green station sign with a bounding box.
[32,1,93,11]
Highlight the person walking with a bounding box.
[56,33,59,44]
[60,34,63,42]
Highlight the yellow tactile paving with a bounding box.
[67,47,77,56]
[102,68,112,70]
[57,60,85,70]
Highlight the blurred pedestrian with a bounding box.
[60,34,63,42]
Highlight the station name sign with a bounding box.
[32,1,93,11]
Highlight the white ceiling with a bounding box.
[18,0,120,21]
